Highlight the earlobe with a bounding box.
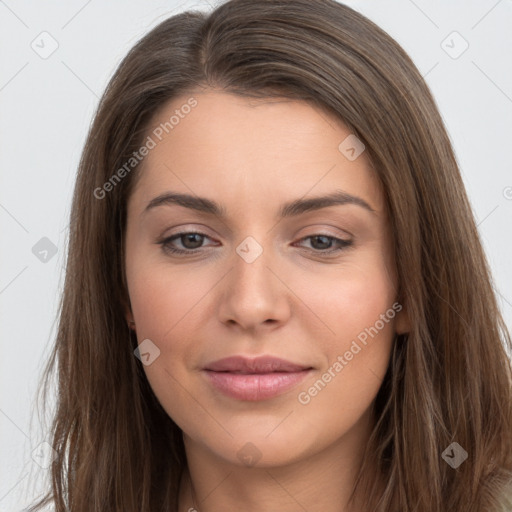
[121,295,136,329]
[126,314,136,330]
[125,312,136,330]
[125,309,136,330]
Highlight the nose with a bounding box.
[216,240,291,332]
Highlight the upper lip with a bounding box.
[203,356,311,373]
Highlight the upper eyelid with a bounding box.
[162,221,353,239]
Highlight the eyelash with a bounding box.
[157,231,353,256]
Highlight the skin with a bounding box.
[124,90,410,512]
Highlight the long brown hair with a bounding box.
[27,0,512,510]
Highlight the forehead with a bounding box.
[129,90,384,215]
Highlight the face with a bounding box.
[124,90,409,468]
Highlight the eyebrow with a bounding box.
[142,189,377,218]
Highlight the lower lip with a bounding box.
[203,370,312,401]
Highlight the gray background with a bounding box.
[1,0,511,509]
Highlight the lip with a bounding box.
[202,356,313,401]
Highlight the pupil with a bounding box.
[183,234,203,249]
[312,235,330,250]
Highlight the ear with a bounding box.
[121,293,135,327]
[125,310,135,327]
[394,301,410,335]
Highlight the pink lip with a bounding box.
[203,356,313,401]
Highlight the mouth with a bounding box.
[202,355,313,401]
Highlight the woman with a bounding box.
[28,0,512,510]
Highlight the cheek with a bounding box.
[126,264,206,423]
[127,259,206,342]
[126,259,218,406]
[292,255,397,440]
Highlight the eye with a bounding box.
[294,234,353,254]
[158,231,216,255]
[157,232,353,257]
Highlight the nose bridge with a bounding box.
[232,233,276,299]
[217,232,289,328]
